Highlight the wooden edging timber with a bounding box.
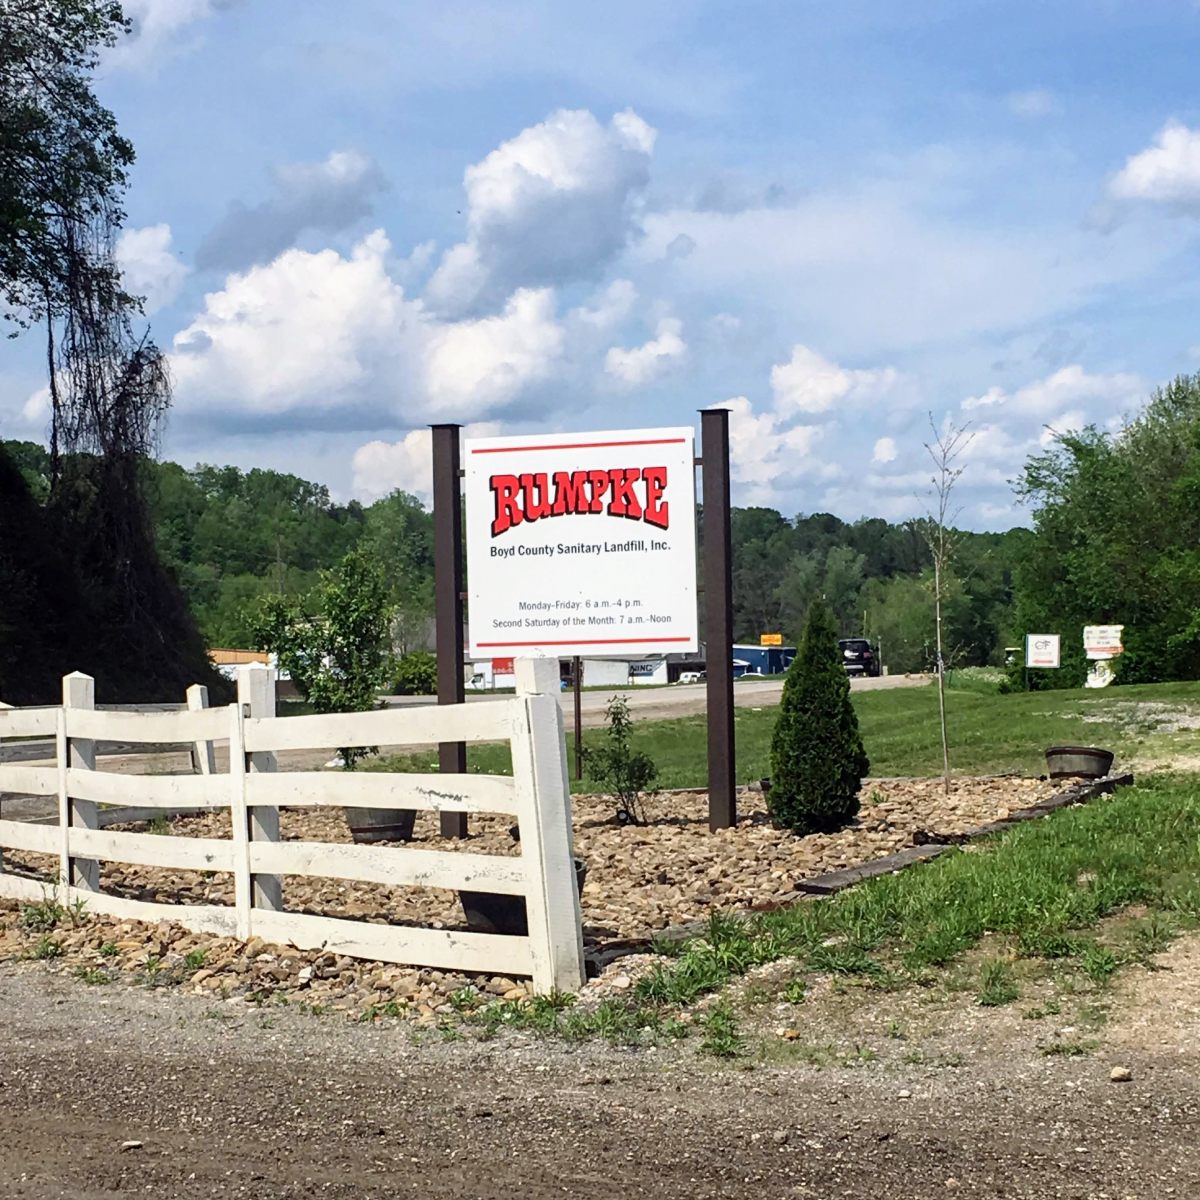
[586,773,1136,972]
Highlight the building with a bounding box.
[731,643,796,676]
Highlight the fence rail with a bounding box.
[0,661,583,992]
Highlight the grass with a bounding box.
[629,774,1200,1012]
[366,679,1200,790]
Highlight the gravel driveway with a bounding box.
[2,940,1198,1200]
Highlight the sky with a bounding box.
[6,0,1200,529]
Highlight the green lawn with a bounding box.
[635,771,1200,1008]
[370,679,1200,787]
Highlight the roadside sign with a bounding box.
[760,633,783,646]
[464,427,699,657]
[1084,625,1124,660]
[1025,634,1060,669]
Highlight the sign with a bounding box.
[1084,624,1124,660]
[1025,634,1060,669]
[760,633,783,646]
[464,428,698,657]
[490,657,515,674]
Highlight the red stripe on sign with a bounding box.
[477,637,694,647]
[470,438,687,454]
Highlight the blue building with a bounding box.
[731,643,796,676]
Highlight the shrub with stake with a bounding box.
[769,597,869,834]
[585,695,658,825]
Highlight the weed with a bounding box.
[30,936,64,960]
[1040,1039,1098,1058]
[1078,942,1120,986]
[976,959,1019,1007]
[358,1000,406,1022]
[1075,1002,1110,1030]
[782,979,807,1005]
[72,965,109,985]
[98,941,118,958]
[1023,999,1061,1020]
[1128,912,1175,962]
[885,1019,906,1040]
[901,1048,927,1065]
[448,986,482,1013]
[698,1003,742,1058]
[20,898,65,933]
[147,816,171,836]
[184,949,208,971]
[141,954,166,986]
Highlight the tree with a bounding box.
[1,2,220,703]
[251,548,394,766]
[1014,375,1200,686]
[768,598,869,834]
[359,489,435,653]
[921,416,972,793]
[1,0,133,332]
[585,696,658,825]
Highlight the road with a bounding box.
[0,673,929,767]
[0,962,1197,1199]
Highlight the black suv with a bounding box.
[838,638,880,677]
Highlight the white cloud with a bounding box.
[1110,121,1200,208]
[197,149,387,271]
[423,288,564,417]
[604,317,686,386]
[962,364,1142,420]
[352,421,501,503]
[770,344,898,416]
[571,279,637,329]
[426,108,655,314]
[872,436,897,464]
[718,396,836,508]
[1007,88,1060,119]
[106,0,232,69]
[115,224,189,313]
[169,231,565,427]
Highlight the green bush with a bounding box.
[768,598,869,834]
[393,650,437,695]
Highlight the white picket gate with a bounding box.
[0,658,584,993]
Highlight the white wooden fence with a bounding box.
[0,659,584,993]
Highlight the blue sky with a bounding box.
[6,0,1200,528]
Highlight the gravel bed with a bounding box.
[0,775,1057,1016]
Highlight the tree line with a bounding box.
[4,437,1027,681]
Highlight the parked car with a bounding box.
[838,638,881,677]
[677,671,704,685]
[737,670,767,680]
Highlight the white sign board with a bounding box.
[1025,634,1060,669]
[1083,624,1124,660]
[464,428,698,658]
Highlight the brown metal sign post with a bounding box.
[701,408,736,831]
[432,423,468,838]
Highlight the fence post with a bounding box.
[187,684,216,776]
[61,672,99,892]
[512,658,585,994]
[238,664,282,913]
[229,693,251,938]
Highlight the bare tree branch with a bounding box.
[919,413,975,795]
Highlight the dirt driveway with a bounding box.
[2,938,1198,1199]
